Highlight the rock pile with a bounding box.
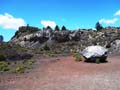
[10,26,120,53]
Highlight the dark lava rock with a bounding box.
[7,53,33,61]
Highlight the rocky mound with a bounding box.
[10,26,120,54]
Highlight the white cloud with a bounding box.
[41,20,56,28]
[0,13,26,30]
[114,10,120,16]
[99,18,118,24]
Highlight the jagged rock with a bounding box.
[82,45,108,62]
[52,30,70,42]
[69,30,81,41]
[111,40,120,53]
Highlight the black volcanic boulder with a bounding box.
[82,45,108,62]
[7,53,33,61]
[52,31,70,42]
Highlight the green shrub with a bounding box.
[21,48,28,52]
[43,44,50,51]
[0,54,6,61]
[16,65,25,73]
[0,61,9,71]
[40,48,44,51]
[44,54,50,58]
[27,59,35,65]
[96,58,100,64]
[74,54,82,62]
[2,67,10,71]
[71,52,78,58]
[72,53,77,57]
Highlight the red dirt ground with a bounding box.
[0,54,120,90]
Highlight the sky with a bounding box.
[0,0,120,41]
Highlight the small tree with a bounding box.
[27,24,29,27]
[0,35,3,42]
[43,44,50,51]
[46,26,52,30]
[43,27,46,30]
[54,25,60,31]
[95,22,103,31]
[61,26,67,30]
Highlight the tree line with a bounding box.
[44,25,67,31]
[44,22,103,31]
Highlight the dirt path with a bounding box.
[0,55,120,90]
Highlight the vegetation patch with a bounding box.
[0,61,9,72]
[72,52,83,62]
[15,65,26,73]
[27,59,35,65]
[0,54,6,61]
[96,58,100,64]
[75,55,83,62]
[43,44,50,51]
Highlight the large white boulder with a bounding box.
[82,45,108,62]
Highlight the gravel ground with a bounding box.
[0,54,120,90]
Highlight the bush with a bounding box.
[75,55,82,62]
[71,51,78,57]
[0,54,6,61]
[43,44,50,51]
[15,65,26,73]
[27,59,35,65]
[72,53,77,57]
[0,61,9,71]
[72,53,83,62]
[96,58,100,64]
